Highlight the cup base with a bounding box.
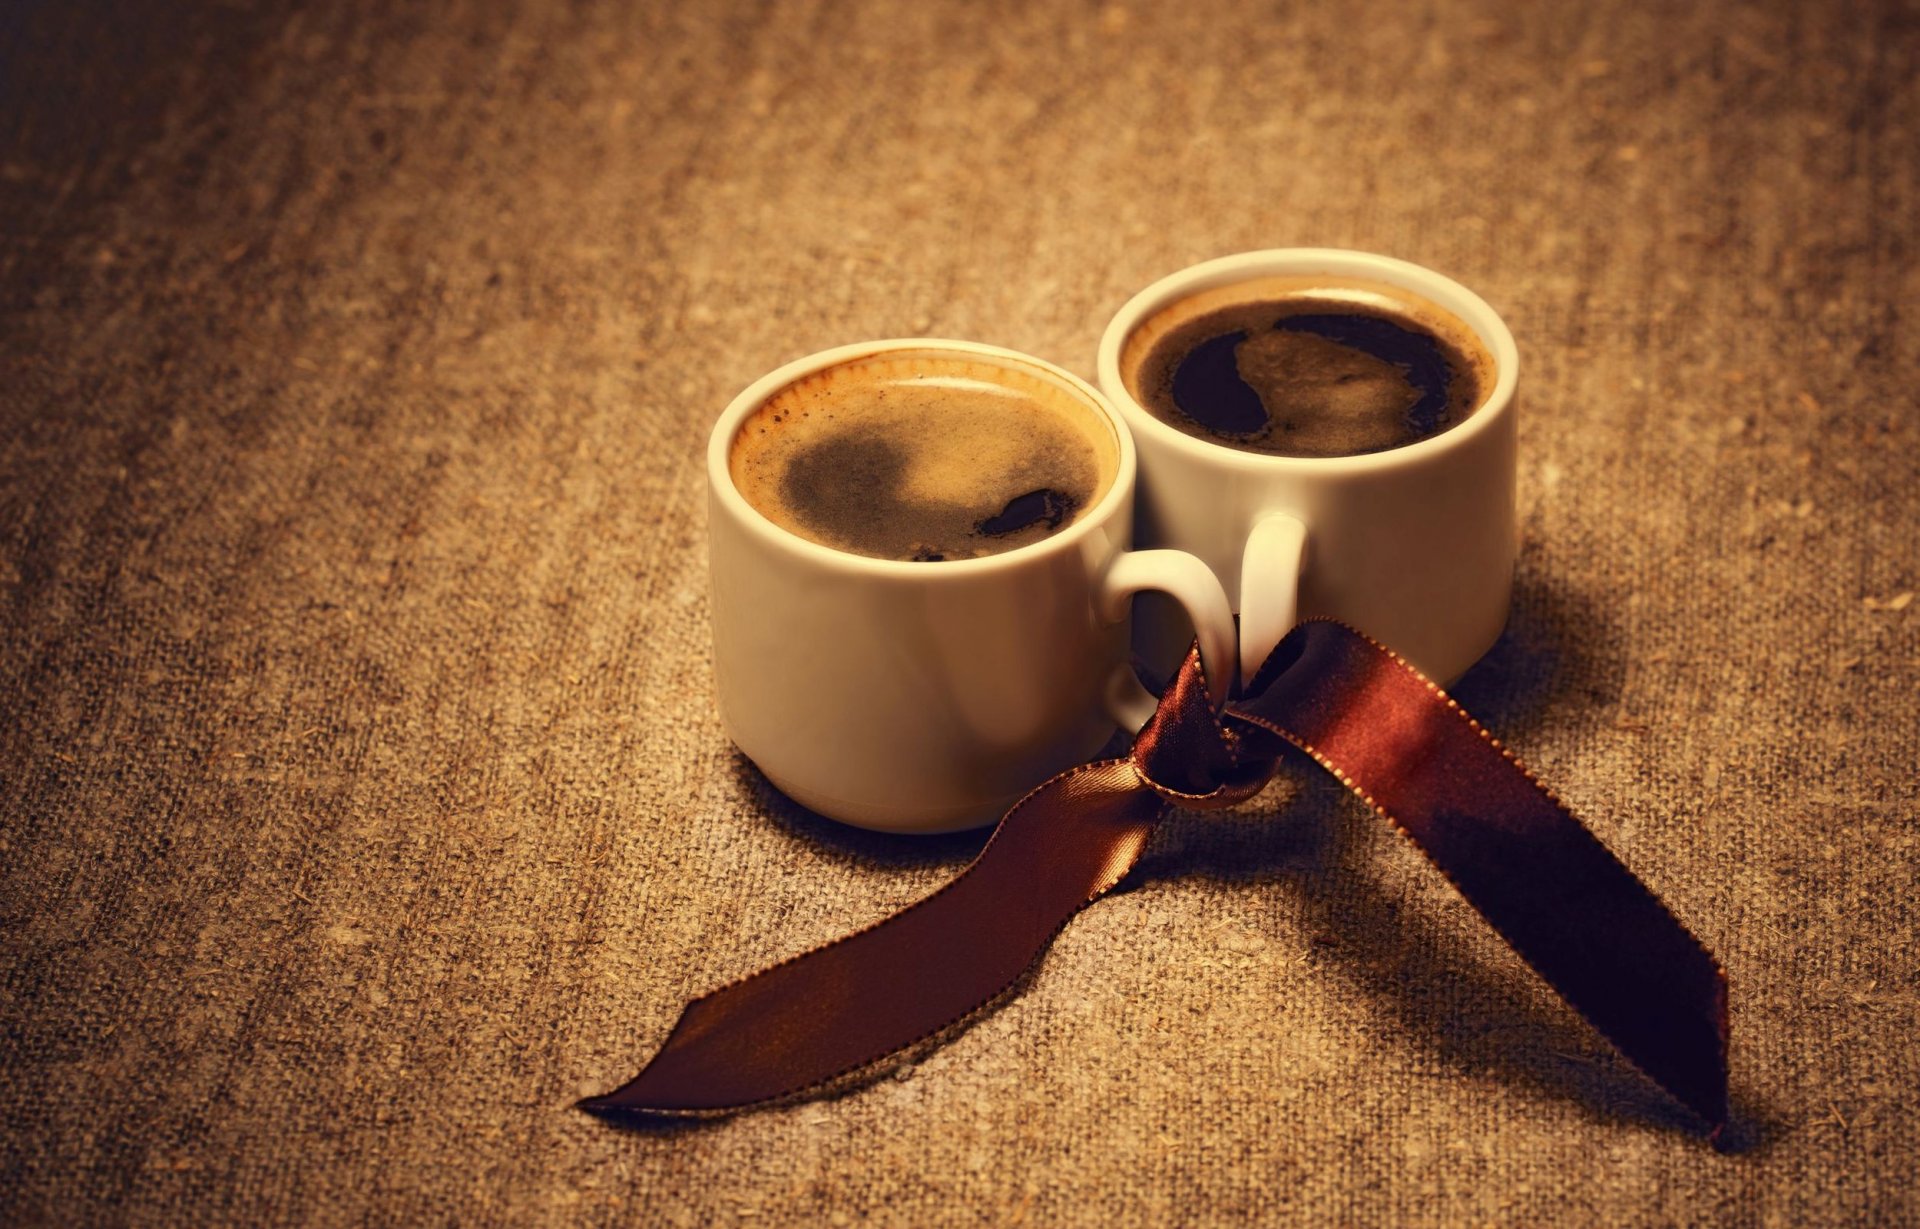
[753,764,1012,834]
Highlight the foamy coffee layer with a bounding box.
[1121,275,1497,458]
[730,351,1119,562]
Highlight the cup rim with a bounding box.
[1095,248,1521,475]
[708,339,1138,579]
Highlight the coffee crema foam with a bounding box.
[1121,274,1497,458]
[729,352,1119,562]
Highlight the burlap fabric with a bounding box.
[2,1,1914,1224]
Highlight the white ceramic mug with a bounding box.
[1096,250,1520,687]
[708,340,1237,834]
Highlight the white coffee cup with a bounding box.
[1096,250,1520,687]
[708,339,1237,833]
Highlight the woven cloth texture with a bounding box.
[3,0,1915,1224]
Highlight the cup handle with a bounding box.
[1238,512,1308,686]
[1097,549,1236,732]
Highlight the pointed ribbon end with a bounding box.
[575,1078,690,1123]
[575,1093,625,1120]
[576,1089,648,1122]
[1675,966,1732,1138]
[1688,1085,1731,1141]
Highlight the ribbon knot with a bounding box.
[581,621,1729,1135]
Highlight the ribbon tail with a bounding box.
[580,758,1161,1119]
[1233,621,1730,1132]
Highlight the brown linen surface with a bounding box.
[2,0,1915,1224]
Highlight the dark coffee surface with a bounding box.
[1128,279,1494,457]
[729,353,1116,561]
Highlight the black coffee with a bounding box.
[1122,275,1495,458]
[729,351,1118,562]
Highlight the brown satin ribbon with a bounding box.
[581,620,1728,1134]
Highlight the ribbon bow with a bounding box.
[581,621,1728,1134]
